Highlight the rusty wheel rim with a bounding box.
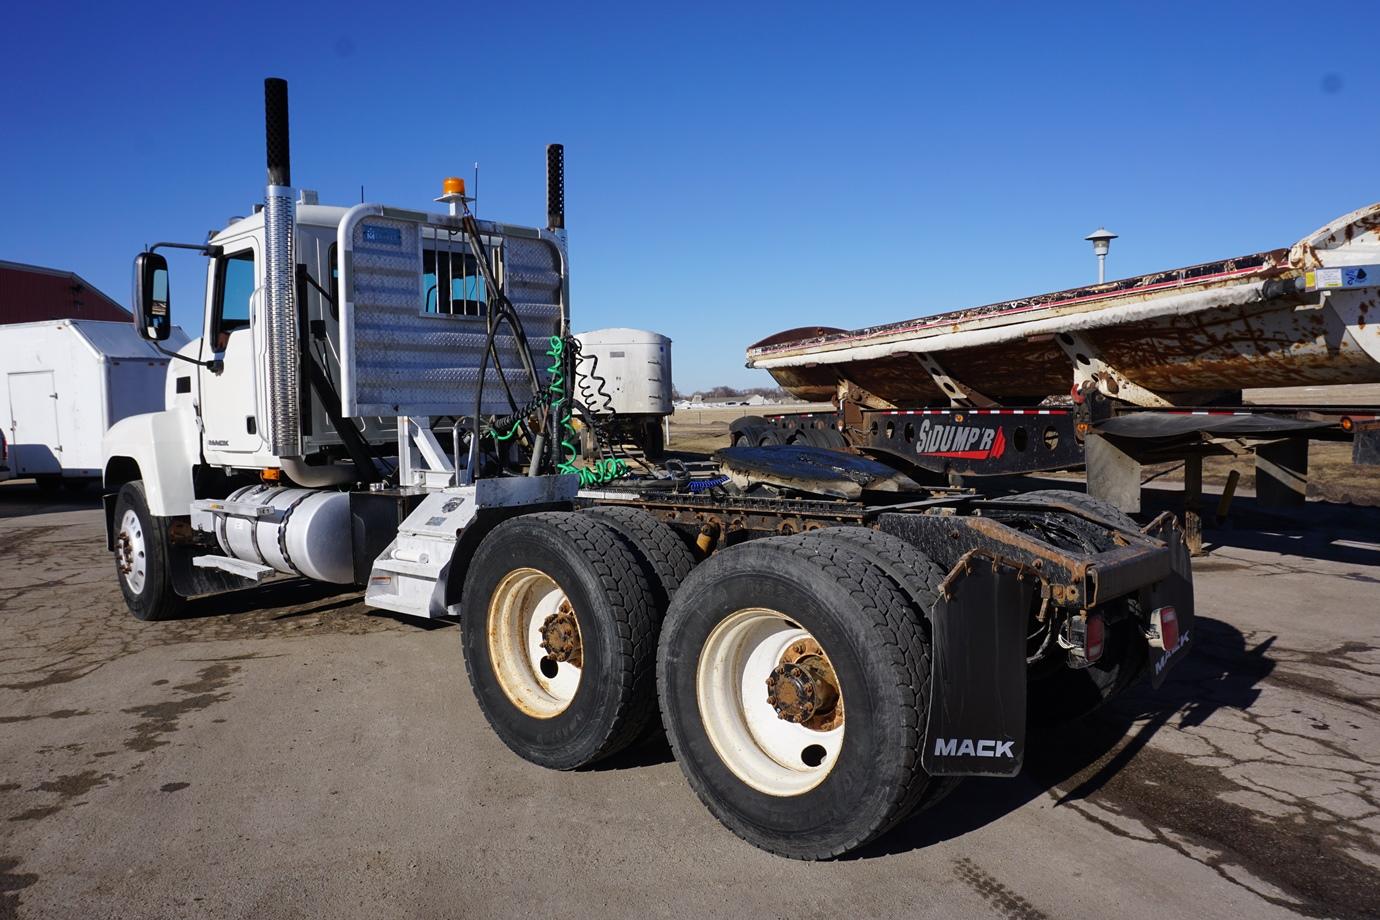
[116,509,147,594]
[696,608,845,796]
[487,567,582,719]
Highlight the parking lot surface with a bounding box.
[2,482,1378,919]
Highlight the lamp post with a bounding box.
[1085,227,1118,284]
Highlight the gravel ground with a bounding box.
[1,480,1378,919]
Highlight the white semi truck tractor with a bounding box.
[102,78,1196,859]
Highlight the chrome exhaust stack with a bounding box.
[262,77,301,458]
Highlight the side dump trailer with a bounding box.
[747,204,1380,402]
[0,320,188,489]
[737,205,1380,533]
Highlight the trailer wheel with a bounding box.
[461,512,659,769]
[113,481,185,622]
[658,536,932,859]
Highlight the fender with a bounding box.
[430,506,559,619]
[102,407,200,519]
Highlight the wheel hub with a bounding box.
[539,604,583,668]
[766,639,840,727]
[116,532,134,575]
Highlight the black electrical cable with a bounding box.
[457,208,548,475]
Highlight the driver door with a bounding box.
[200,245,267,458]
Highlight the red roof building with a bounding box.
[0,259,129,325]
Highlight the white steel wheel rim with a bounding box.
[117,509,148,594]
[696,608,845,796]
[487,568,582,719]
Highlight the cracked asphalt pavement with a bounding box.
[1,482,1377,919]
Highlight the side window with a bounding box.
[213,250,255,349]
[422,246,488,317]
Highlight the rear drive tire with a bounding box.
[461,512,659,769]
[580,506,694,615]
[799,526,963,814]
[658,535,932,859]
[113,481,186,622]
[1005,488,1137,529]
[581,505,696,739]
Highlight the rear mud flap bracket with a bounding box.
[923,557,1034,777]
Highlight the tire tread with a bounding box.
[581,506,694,613]
[801,527,963,818]
[462,511,659,767]
[660,534,932,859]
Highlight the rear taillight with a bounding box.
[1085,613,1105,662]
[1147,605,1179,652]
[1061,612,1105,666]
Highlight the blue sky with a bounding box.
[2,1,1377,391]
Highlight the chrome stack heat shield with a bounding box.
[262,77,301,458]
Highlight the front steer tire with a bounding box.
[461,512,659,770]
[112,481,185,622]
[657,535,933,859]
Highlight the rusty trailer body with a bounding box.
[747,204,1380,407]
[738,204,1380,524]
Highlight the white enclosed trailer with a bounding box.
[1,319,188,489]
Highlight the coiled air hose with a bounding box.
[547,336,628,487]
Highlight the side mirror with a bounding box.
[133,252,172,342]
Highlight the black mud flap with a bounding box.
[922,560,1035,777]
[1142,517,1196,689]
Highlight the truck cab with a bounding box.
[105,196,566,509]
[102,150,568,624]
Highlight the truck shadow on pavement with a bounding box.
[861,615,1272,854]
[165,580,454,631]
[166,580,365,620]
[857,615,1379,919]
